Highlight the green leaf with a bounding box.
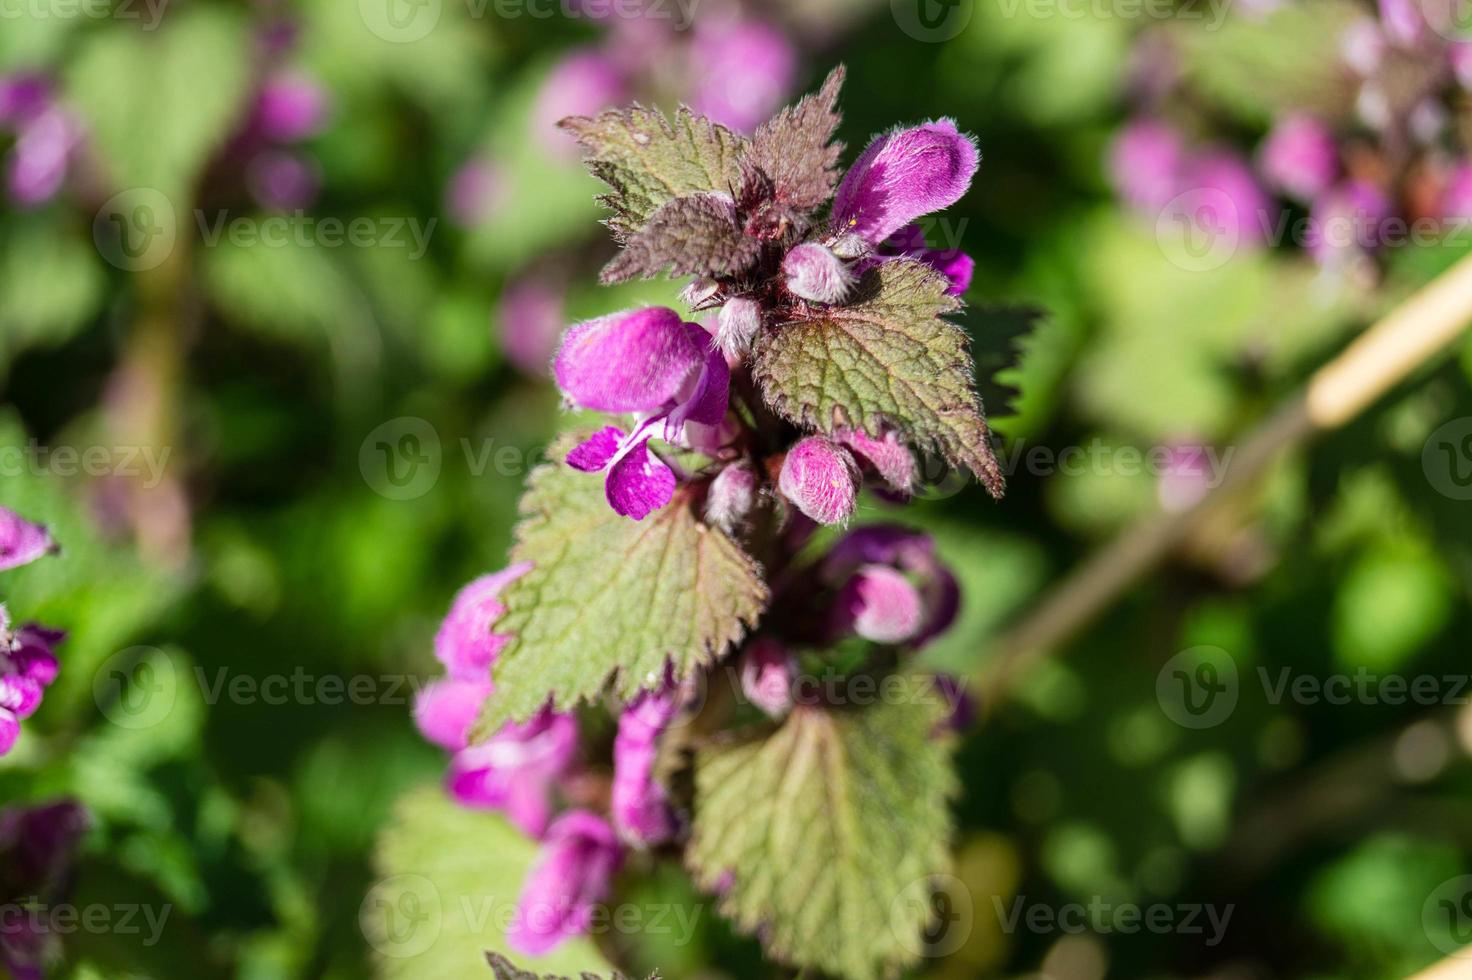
[373,787,615,978]
[0,219,105,374]
[65,8,253,199]
[477,447,768,734]
[753,258,1005,497]
[560,105,749,241]
[687,693,957,980]
[745,65,846,213]
[599,192,760,284]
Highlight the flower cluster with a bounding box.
[0,507,64,758]
[0,74,83,209]
[1113,0,1472,272]
[412,69,993,962]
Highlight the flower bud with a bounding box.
[254,71,330,142]
[778,436,860,525]
[836,564,924,644]
[554,307,705,414]
[832,119,980,246]
[715,296,761,360]
[705,463,758,533]
[0,506,55,571]
[783,243,854,304]
[611,687,680,847]
[681,277,721,308]
[1108,118,1183,212]
[740,638,795,718]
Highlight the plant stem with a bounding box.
[974,252,1472,708]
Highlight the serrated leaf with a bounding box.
[484,951,650,980]
[560,105,749,241]
[753,259,1005,497]
[688,692,956,980]
[966,306,1047,430]
[745,66,846,213]
[476,448,768,734]
[599,192,760,284]
[373,787,615,978]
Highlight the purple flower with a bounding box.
[0,508,55,571]
[556,309,729,520]
[611,685,680,846]
[497,274,566,377]
[434,564,531,681]
[778,436,860,526]
[822,526,960,648]
[705,463,758,534]
[1450,42,1472,89]
[882,223,973,296]
[0,626,64,758]
[413,676,490,751]
[0,75,50,128]
[533,50,628,157]
[1258,114,1338,202]
[1342,18,1387,75]
[783,243,854,304]
[739,637,794,718]
[832,119,980,248]
[253,71,330,143]
[7,107,81,208]
[1108,118,1184,212]
[834,565,924,644]
[0,800,87,977]
[508,810,622,956]
[1378,0,1423,46]
[837,428,917,496]
[688,20,797,134]
[1178,149,1274,249]
[446,708,579,838]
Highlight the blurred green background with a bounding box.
[2,0,1472,976]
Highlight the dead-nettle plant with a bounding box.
[411,66,1016,979]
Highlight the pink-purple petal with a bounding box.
[566,426,625,473]
[605,438,677,521]
[832,119,980,246]
[508,810,622,956]
[554,308,703,414]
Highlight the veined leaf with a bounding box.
[476,447,767,735]
[372,787,614,978]
[753,259,1005,497]
[745,66,846,213]
[560,105,749,241]
[688,692,957,980]
[599,192,760,284]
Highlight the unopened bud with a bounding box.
[706,463,758,533]
[783,243,854,304]
[837,564,923,644]
[778,436,859,525]
[716,296,762,360]
[740,638,795,718]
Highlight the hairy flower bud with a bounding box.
[611,687,680,846]
[0,507,55,571]
[740,637,795,718]
[836,564,924,644]
[554,307,704,414]
[706,463,758,533]
[778,436,860,525]
[716,296,762,360]
[832,119,980,246]
[783,243,853,304]
[837,428,917,495]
